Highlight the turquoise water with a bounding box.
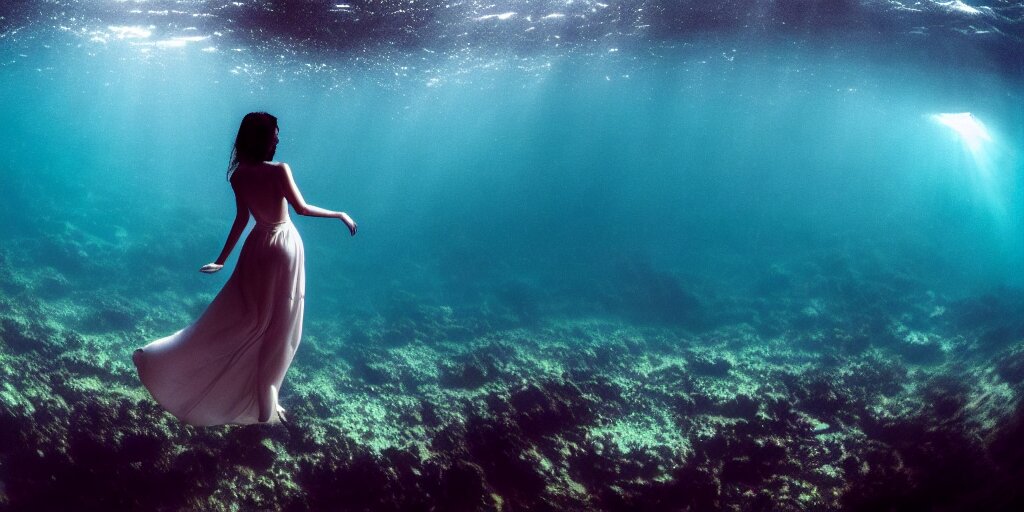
[2,2,1023,509]
[3,32,1019,318]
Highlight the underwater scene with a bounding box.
[1,0,1023,510]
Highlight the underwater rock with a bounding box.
[294,385,335,418]
[78,296,141,333]
[718,394,760,420]
[34,270,71,299]
[603,260,706,329]
[786,372,857,425]
[845,417,994,510]
[720,437,788,486]
[688,353,732,377]
[425,379,602,509]
[572,374,628,417]
[918,375,971,420]
[436,459,501,511]
[0,317,60,355]
[896,330,945,365]
[951,289,1024,354]
[504,381,594,440]
[223,426,277,471]
[828,328,872,356]
[986,403,1024,499]
[0,391,205,510]
[120,432,166,463]
[297,444,446,511]
[439,360,489,389]
[348,351,393,385]
[380,322,418,347]
[647,362,696,391]
[2,248,1023,511]
[33,233,93,274]
[841,357,907,398]
[438,352,500,389]
[0,405,29,453]
[462,416,549,506]
[346,327,372,346]
[996,343,1024,386]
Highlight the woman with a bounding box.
[132,112,357,426]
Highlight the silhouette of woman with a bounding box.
[132,112,357,426]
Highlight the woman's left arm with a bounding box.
[202,187,250,273]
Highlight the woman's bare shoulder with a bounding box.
[232,162,289,184]
[261,161,291,173]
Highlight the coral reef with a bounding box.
[1,232,1023,511]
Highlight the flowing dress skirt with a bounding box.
[133,219,304,426]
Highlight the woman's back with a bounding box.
[231,161,289,224]
[133,111,356,426]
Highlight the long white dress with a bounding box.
[133,218,304,426]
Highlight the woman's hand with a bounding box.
[200,263,224,273]
[339,212,357,236]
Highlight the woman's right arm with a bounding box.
[279,162,357,236]
[199,181,250,273]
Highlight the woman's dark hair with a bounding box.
[227,112,278,180]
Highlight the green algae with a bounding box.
[589,409,692,458]
[2,228,1024,510]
